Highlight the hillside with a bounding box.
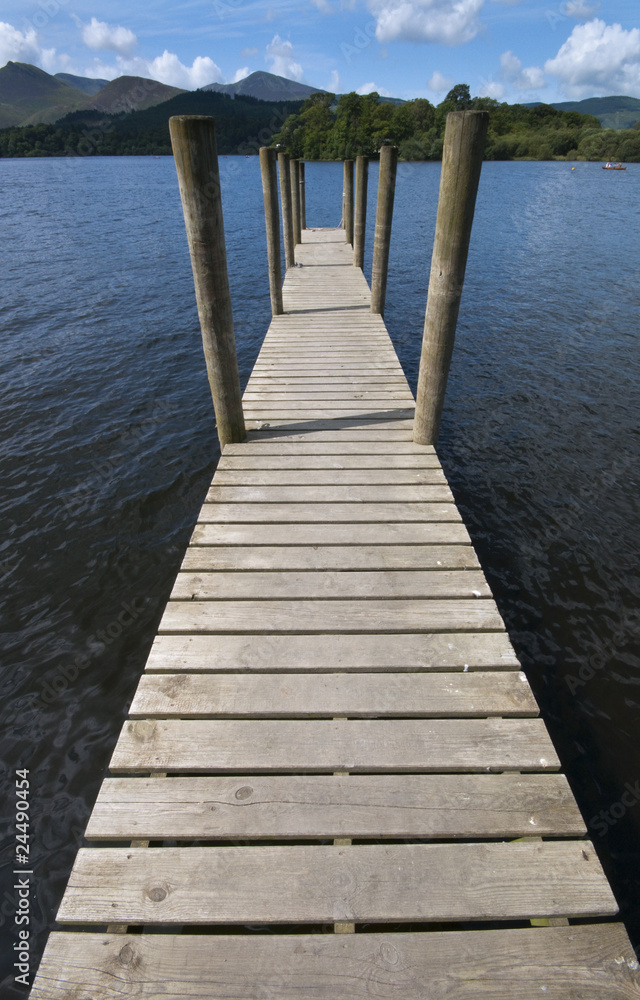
[0,62,85,127]
[525,95,640,129]
[80,76,186,115]
[54,73,108,96]
[203,70,322,102]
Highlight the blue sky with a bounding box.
[2,0,640,103]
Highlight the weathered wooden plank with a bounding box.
[190,523,472,546]
[158,598,502,633]
[197,503,462,522]
[245,430,416,441]
[205,485,450,504]
[145,632,520,672]
[217,456,441,471]
[57,841,616,924]
[129,671,537,718]
[31,925,640,1000]
[243,397,414,407]
[169,569,490,601]
[224,440,435,454]
[212,469,446,485]
[181,544,478,570]
[243,412,416,424]
[86,772,585,841]
[109,718,559,773]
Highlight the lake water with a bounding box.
[1,154,639,991]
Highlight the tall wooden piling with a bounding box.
[290,158,302,246]
[370,145,398,316]
[169,115,245,448]
[354,155,368,269]
[278,152,295,269]
[413,110,489,446]
[259,146,283,317]
[299,161,306,230]
[343,160,354,247]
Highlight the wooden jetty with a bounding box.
[31,117,640,998]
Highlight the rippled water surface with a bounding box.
[1,156,639,990]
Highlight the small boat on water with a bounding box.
[603,162,626,170]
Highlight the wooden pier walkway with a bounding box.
[32,228,640,998]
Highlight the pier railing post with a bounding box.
[354,154,368,269]
[278,152,295,269]
[299,162,306,231]
[290,158,302,246]
[169,115,245,448]
[370,145,398,316]
[413,110,489,446]
[343,159,354,246]
[259,146,283,317]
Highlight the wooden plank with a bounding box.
[158,598,503,633]
[223,441,435,454]
[212,469,447,485]
[243,412,416,423]
[109,718,559,773]
[31,925,640,999]
[169,569,491,600]
[217,455,442,469]
[56,841,616,924]
[181,544,478,570]
[129,671,537,718]
[86,772,585,841]
[205,486,451,504]
[197,503,462,522]
[145,632,520,672]
[245,430,417,441]
[190,523,472,546]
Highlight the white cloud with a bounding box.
[241,47,259,57]
[89,53,223,89]
[78,17,137,56]
[0,22,40,66]
[311,0,335,12]
[328,69,340,91]
[500,49,545,90]
[356,80,391,95]
[545,19,640,98]
[232,66,250,82]
[265,34,304,81]
[427,69,454,92]
[478,78,505,99]
[562,0,600,19]
[367,0,484,45]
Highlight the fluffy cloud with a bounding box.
[89,53,223,88]
[545,19,640,98]
[427,69,454,92]
[367,0,484,45]
[500,49,545,89]
[478,79,505,99]
[562,0,600,19]
[356,80,391,95]
[77,17,137,56]
[232,66,250,82]
[265,34,304,81]
[0,22,41,66]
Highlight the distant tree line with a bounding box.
[273,85,640,162]
[2,83,640,162]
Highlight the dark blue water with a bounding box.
[1,156,639,992]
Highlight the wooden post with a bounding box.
[299,161,306,231]
[370,145,398,316]
[290,158,301,246]
[278,152,295,269]
[259,146,283,317]
[343,159,354,246]
[169,115,245,448]
[413,110,489,446]
[354,155,368,269]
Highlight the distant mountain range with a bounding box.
[1,60,639,132]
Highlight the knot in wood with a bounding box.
[235,785,253,800]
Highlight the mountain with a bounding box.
[54,73,109,96]
[524,95,640,130]
[0,61,85,127]
[79,76,186,115]
[203,71,323,102]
